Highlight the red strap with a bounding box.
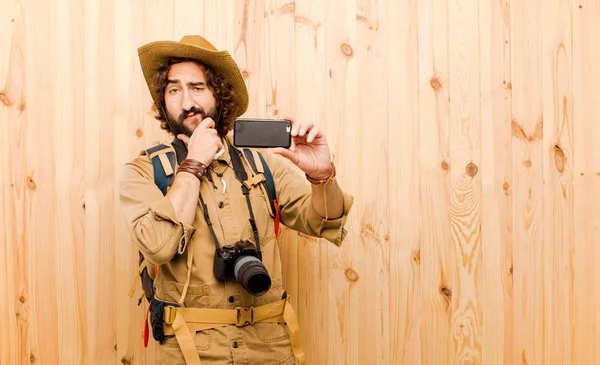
[273,199,281,238]
[144,302,150,347]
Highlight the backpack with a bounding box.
[128,141,280,347]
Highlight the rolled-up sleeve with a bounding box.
[263,151,354,246]
[118,158,195,264]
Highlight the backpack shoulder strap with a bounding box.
[242,148,281,238]
[242,149,278,213]
[145,143,177,196]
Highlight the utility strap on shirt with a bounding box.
[162,296,304,365]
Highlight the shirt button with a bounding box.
[228,296,235,303]
[232,341,238,348]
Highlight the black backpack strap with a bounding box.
[242,148,281,238]
[228,142,262,254]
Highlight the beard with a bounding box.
[166,105,218,138]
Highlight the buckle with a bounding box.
[235,306,254,327]
[163,306,177,325]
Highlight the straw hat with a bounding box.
[137,35,248,116]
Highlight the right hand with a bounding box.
[177,117,223,166]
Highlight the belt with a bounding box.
[162,296,304,365]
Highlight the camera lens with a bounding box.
[233,256,271,296]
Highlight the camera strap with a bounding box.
[227,141,262,257]
[198,194,222,254]
[194,141,263,258]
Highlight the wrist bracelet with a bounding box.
[306,163,336,185]
[177,159,207,180]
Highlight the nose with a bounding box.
[181,89,196,111]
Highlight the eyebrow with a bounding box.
[167,79,207,87]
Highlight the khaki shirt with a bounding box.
[118,135,354,365]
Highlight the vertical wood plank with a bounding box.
[417,0,454,363]
[294,1,328,363]
[572,1,600,364]
[355,0,390,364]
[324,0,361,364]
[542,0,574,364]
[479,0,513,364]
[1,1,29,364]
[510,0,545,363]
[448,0,483,363]
[114,0,156,363]
[22,0,61,362]
[85,0,118,363]
[386,0,422,364]
[52,0,86,361]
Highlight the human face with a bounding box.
[163,61,218,137]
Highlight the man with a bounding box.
[119,35,354,365]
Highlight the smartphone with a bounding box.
[233,118,292,148]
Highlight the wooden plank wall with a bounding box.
[1,0,599,364]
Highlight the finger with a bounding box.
[283,116,295,125]
[271,147,297,164]
[306,127,321,143]
[177,134,190,145]
[298,121,314,137]
[200,117,215,129]
[286,117,301,136]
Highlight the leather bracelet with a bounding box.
[306,163,336,185]
[177,159,207,180]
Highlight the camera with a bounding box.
[213,240,271,296]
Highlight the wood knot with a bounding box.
[30,353,36,363]
[329,69,333,78]
[503,180,511,195]
[430,76,442,92]
[523,159,532,168]
[506,82,512,90]
[466,163,478,177]
[135,128,143,138]
[441,160,450,171]
[0,92,12,106]
[19,295,26,303]
[553,144,566,173]
[121,356,132,365]
[27,177,37,191]
[508,266,513,276]
[340,43,354,57]
[345,268,359,282]
[440,286,452,298]
[413,249,420,264]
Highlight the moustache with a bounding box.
[178,107,205,122]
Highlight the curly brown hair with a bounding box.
[151,57,238,138]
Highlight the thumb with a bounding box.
[271,147,296,164]
[177,134,190,145]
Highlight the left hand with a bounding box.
[271,117,333,180]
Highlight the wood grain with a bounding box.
[573,1,600,364]
[0,1,599,364]
[510,0,545,363]
[417,0,454,363]
[480,0,513,364]
[542,0,574,364]
[449,0,483,363]
[356,0,391,364]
